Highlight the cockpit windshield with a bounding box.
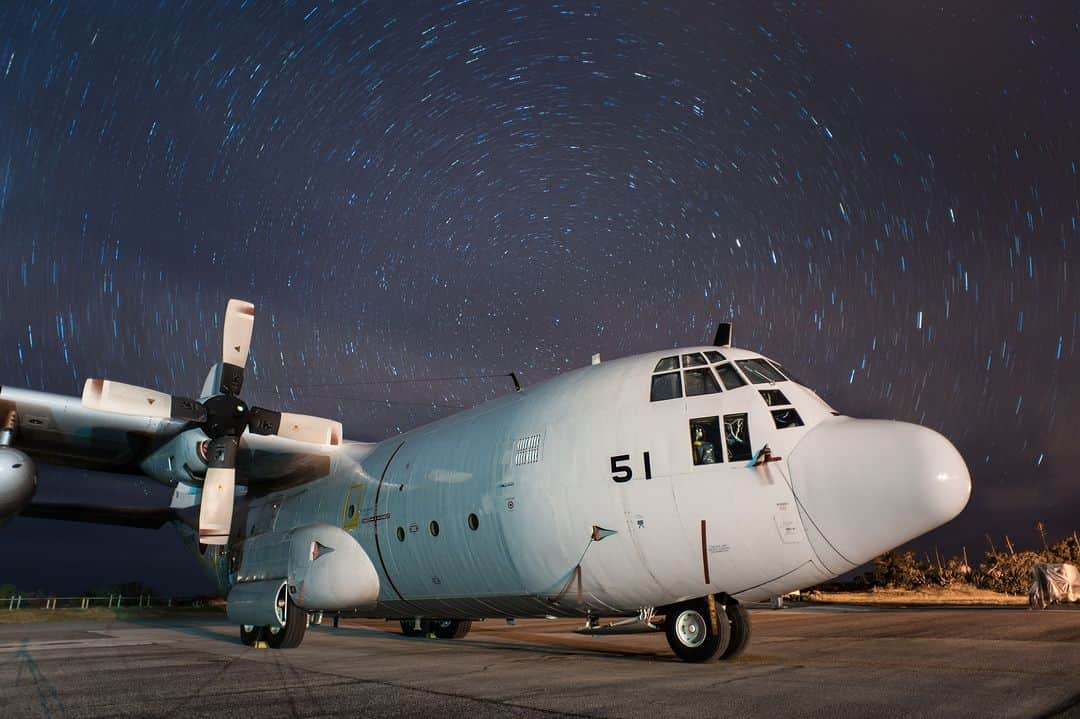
[736,358,787,384]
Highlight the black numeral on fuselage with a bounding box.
[610,451,652,482]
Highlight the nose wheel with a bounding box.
[664,597,731,662]
[663,596,751,662]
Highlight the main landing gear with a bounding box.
[239,596,309,649]
[663,595,752,663]
[400,618,473,639]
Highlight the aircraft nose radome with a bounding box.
[788,418,971,568]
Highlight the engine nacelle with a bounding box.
[0,448,36,525]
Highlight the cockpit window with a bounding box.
[723,413,753,462]
[736,358,787,384]
[681,353,707,368]
[768,360,802,385]
[704,350,726,363]
[689,417,723,465]
[650,372,682,402]
[683,368,720,397]
[772,408,804,429]
[759,389,790,406]
[714,363,747,390]
[654,356,679,373]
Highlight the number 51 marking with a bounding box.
[610,452,653,482]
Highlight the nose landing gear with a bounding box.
[663,595,751,662]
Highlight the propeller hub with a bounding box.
[201,394,249,439]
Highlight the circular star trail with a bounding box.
[0,2,1077,592]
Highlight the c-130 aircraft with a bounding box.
[0,300,971,662]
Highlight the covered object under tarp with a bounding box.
[1029,563,1080,609]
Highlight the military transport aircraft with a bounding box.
[0,300,971,662]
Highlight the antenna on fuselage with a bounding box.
[713,322,733,348]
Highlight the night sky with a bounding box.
[1,2,1077,596]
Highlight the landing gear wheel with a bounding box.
[265,598,308,649]
[400,619,425,637]
[240,625,262,646]
[664,598,731,663]
[719,602,752,660]
[432,619,472,639]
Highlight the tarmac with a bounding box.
[1,604,1079,718]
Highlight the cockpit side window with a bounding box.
[715,363,747,390]
[650,372,682,402]
[689,416,723,465]
[654,356,679,372]
[759,389,790,406]
[772,408,804,429]
[736,358,787,384]
[683,367,721,397]
[723,413,752,462]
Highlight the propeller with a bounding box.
[80,299,342,545]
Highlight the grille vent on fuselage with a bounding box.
[512,433,542,465]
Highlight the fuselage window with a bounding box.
[654,356,679,372]
[715,363,747,390]
[736,358,787,384]
[704,350,726,363]
[681,353,707,367]
[772,408,804,429]
[689,417,723,465]
[683,367,721,397]
[650,371,682,401]
[759,389,790,406]
[723,413,752,462]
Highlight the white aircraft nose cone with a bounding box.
[787,418,971,568]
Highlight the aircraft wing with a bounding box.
[19,502,179,529]
[0,385,338,489]
[0,386,186,475]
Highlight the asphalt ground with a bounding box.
[2,605,1079,718]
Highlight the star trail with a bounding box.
[0,1,1077,593]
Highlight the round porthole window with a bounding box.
[429,520,440,537]
[467,513,479,531]
[347,505,356,519]
[396,526,405,542]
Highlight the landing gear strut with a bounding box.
[663,595,751,662]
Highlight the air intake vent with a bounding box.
[513,433,542,465]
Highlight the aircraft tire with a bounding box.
[266,599,308,649]
[400,619,425,637]
[433,619,472,639]
[240,624,262,646]
[664,598,731,663]
[719,601,752,660]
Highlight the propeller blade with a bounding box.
[82,379,205,422]
[248,407,342,445]
[220,299,255,395]
[198,436,238,545]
